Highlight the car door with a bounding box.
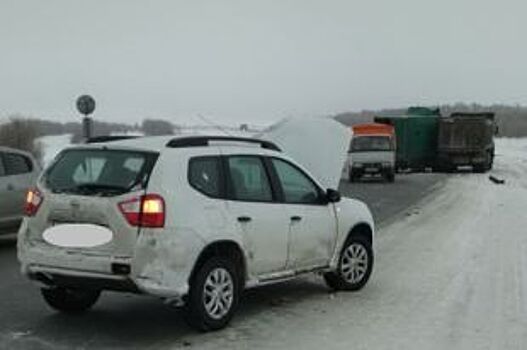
[0,152,35,231]
[224,155,290,276]
[0,152,10,229]
[269,157,337,270]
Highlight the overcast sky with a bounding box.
[1,0,525,124]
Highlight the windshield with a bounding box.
[44,149,158,196]
[350,136,393,152]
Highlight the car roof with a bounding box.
[70,134,282,155]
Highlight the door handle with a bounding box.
[290,216,302,222]
[237,216,252,223]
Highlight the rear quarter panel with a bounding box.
[131,147,244,297]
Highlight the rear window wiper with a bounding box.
[55,183,129,196]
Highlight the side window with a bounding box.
[188,157,221,197]
[271,158,321,204]
[0,153,5,176]
[227,156,273,202]
[3,152,32,175]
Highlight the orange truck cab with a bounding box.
[346,123,396,182]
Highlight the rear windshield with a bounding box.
[44,149,158,196]
[350,136,393,152]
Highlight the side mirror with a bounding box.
[326,188,341,203]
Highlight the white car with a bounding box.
[18,131,374,331]
[0,147,40,235]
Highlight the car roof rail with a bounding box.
[165,136,281,152]
[86,135,141,144]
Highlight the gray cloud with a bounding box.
[1,0,525,124]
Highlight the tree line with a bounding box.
[0,117,178,160]
[1,104,526,161]
[334,103,527,137]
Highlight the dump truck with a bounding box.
[436,112,496,172]
[374,107,440,171]
[375,108,496,173]
[347,123,396,182]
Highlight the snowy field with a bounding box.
[37,134,72,166]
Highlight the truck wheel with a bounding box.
[41,287,100,314]
[185,257,240,331]
[474,151,493,173]
[348,170,358,183]
[443,164,456,173]
[324,236,374,291]
[473,165,485,173]
[485,151,493,171]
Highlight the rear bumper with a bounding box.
[26,264,140,293]
[19,242,190,299]
[438,150,487,166]
[351,164,394,176]
[17,222,203,300]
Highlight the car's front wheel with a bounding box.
[324,236,374,291]
[41,287,100,314]
[185,257,240,331]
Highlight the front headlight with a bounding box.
[353,163,364,168]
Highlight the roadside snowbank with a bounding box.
[37,134,71,166]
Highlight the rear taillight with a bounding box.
[118,194,165,228]
[24,188,44,217]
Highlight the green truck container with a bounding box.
[374,107,440,171]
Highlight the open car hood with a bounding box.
[258,117,351,190]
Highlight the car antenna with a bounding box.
[196,114,234,136]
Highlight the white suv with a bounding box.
[18,135,374,331]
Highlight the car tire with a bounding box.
[41,287,100,314]
[185,257,240,332]
[385,171,395,183]
[324,236,374,291]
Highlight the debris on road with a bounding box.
[489,175,505,184]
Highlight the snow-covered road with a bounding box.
[186,138,527,350]
[1,138,525,350]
